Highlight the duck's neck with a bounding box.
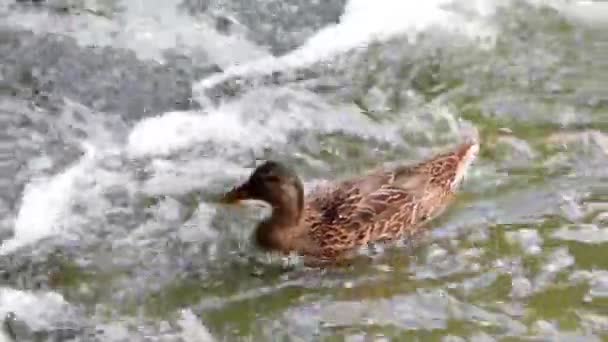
[255,200,303,252]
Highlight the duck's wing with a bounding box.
[304,165,427,227]
[344,140,481,231]
[304,140,479,246]
[345,169,430,224]
[304,169,393,223]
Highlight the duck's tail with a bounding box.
[449,136,480,191]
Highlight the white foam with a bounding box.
[0,147,96,256]
[296,0,495,59]
[127,110,264,158]
[140,158,245,196]
[195,0,499,93]
[505,229,543,255]
[562,1,608,26]
[127,88,402,158]
[0,288,74,332]
[177,310,215,342]
[552,224,608,244]
[0,329,9,342]
[2,0,269,64]
[570,270,608,300]
[3,0,570,257]
[4,86,405,254]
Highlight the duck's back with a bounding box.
[301,141,479,257]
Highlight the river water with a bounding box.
[0,0,607,341]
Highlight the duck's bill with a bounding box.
[220,182,252,204]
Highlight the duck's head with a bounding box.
[221,161,304,211]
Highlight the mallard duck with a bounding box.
[221,140,479,262]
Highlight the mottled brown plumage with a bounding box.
[221,140,479,262]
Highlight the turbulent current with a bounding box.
[0,0,607,340]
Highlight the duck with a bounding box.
[221,140,479,263]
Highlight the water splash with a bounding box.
[0,146,97,256]
[127,87,403,159]
[177,310,215,342]
[0,288,78,334]
[194,0,500,94]
[1,0,268,64]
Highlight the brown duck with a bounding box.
[221,140,479,262]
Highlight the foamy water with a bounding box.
[0,288,76,332]
[0,0,270,64]
[1,0,605,340]
[0,0,585,285]
[127,87,404,158]
[0,1,497,315]
[0,147,96,256]
[194,0,501,93]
